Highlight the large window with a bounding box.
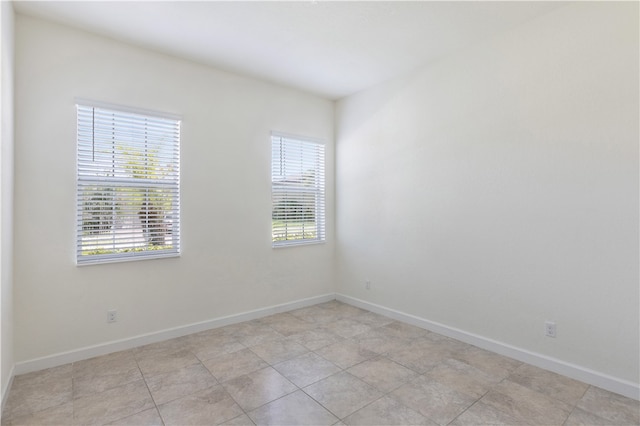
[271,133,325,247]
[76,103,180,264]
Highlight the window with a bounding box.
[271,133,325,246]
[76,102,180,264]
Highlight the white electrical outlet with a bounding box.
[107,310,117,323]
[544,321,556,338]
[365,280,371,290]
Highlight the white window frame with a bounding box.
[76,100,181,265]
[271,132,326,247]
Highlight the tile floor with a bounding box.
[2,301,639,425]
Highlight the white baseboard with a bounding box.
[13,293,335,376]
[336,293,640,401]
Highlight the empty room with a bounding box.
[0,1,638,425]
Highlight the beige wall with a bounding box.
[336,2,639,384]
[13,15,335,362]
[1,0,15,401]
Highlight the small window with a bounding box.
[76,103,181,264]
[271,133,325,247]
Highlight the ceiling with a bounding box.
[13,1,565,100]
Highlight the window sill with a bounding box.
[272,240,326,249]
[76,251,181,266]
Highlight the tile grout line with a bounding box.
[561,384,593,426]
[132,351,164,426]
[191,339,257,425]
[444,388,493,426]
[297,382,345,422]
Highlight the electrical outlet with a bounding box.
[544,321,556,338]
[365,280,371,290]
[107,310,117,323]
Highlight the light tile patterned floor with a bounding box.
[2,301,639,425]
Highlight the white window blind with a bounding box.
[76,103,181,264]
[271,133,325,247]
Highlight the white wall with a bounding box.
[336,2,639,386]
[0,0,15,404]
[13,15,335,363]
